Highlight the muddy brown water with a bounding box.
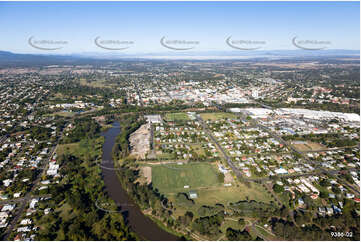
[100,122,179,241]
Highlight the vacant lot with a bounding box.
[141,166,152,184]
[293,141,325,151]
[164,113,190,122]
[307,142,326,150]
[151,163,221,194]
[47,111,77,117]
[200,112,236,121]
[196,181,273,206]
[78,78,108,88]
[129,123,150,159]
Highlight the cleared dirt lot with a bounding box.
[141,166,152,184]
[129,123,150,159]
[292,141,325,151]
[224,172,234,184]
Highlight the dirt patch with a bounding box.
[224,172,234,184]
[93,115,106,122]
[141,166,152,184]
[293,141,325,151]
[307,142,325,150]
[129,123,150,159]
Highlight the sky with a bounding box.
[0,1,359,54]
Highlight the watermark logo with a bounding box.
[160,36,199,50]
[94,36,134,50]
[226,36,266,50]
[28,36,68,51]
[292,36,331,50]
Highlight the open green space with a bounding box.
[190,144,206,156]
[200,112,237,121]
[78,78,108,88]
[56,136,104,161]
[164,112,190,122]
[253,224,278,240]
[196,182,274,206]
[220,219,243,233]
[44,111,77,117]
[151,162,221,194]
[155,152,176,160]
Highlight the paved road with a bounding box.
[1,128,64,240]
[0,135,9,145]
[252,117,360,194]
[133,80,144,107]
[214,104,360,197]
[196,114,245,181]
[0,195,52,206]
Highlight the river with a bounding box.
[100,122,179,241]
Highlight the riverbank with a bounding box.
[100,122,180,241]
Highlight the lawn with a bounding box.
[164,112,190,122]
[151,162,221,194]
[200,112,236,121]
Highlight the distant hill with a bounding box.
[0,51,83,67]
[0,50,359,67]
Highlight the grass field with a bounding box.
[164,113,190,122]
[151,163,221,194]
[165,179,273,219]
[44,111,77,117]
[200,112,236,121]
[151,160,274,219]
[195,181,273,205]
[56,136,104,161]
[78,78,109,88]
[155,152,176,160]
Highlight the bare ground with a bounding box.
[129,123,150,159]
[224,172,234,184]
[141,166,152,184]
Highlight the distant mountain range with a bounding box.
[74,49,360,58]
[0,49,359,67]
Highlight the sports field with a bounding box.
[151,163,222,194]
[200,112,236,121]
[164,112,190,122]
